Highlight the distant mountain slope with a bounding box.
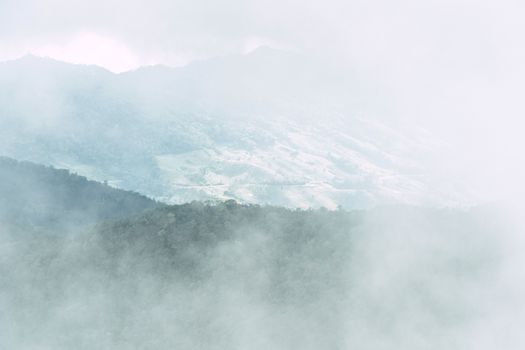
[0,157,158,233]
[0,50,460,209]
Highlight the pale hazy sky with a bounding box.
[1,0,522,73]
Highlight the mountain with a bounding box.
[0,197,502,349]
[0,49,459,209]
[0,157,158,234]
[0,157,505,349]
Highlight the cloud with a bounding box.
[1,0,522,75]
[1,0,523,202]
[30,32,142,72]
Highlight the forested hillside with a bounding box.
[0,194,503,350]
[0,157,158,234]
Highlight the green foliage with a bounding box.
[0,159,504,349]
[0,156,158,233]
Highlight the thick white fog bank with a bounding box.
[0,203,515,350]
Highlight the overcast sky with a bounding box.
[0,0,522,72]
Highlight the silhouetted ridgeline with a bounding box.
[0,156,158,232]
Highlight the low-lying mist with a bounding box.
[0,199,512,350]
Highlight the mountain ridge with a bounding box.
[0,156,159,234]
[0,50,463,209]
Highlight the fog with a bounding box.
[2,0,524,202]
[1,0,524,348]
[0,199,511,349]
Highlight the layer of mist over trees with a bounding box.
[0,158,505,349]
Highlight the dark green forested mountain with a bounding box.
[0,156,158,234]
[0,165,503,350]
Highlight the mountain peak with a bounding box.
[0,54,115,76]
[15,53,67,65]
